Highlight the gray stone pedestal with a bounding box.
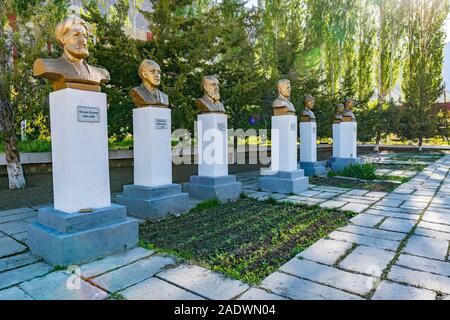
[27,204,138,266]
[299,161,327,177]
[329,157,364,172]
[260,170,309,195]
[116,184,190,220]
[183,176,242,202]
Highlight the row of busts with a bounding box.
[273,79,356,123]
[33,15,357,121]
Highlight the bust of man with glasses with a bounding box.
[130,59,169,108]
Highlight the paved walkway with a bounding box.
[0,156,449,300]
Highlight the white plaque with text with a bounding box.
[155,119,168,130]
[77,106,100,123]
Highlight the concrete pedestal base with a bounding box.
[27,204,138,266]
[116,184,190,220]
[184,176,241,202]
[299,161,327,177]
[260,170,309,195]
[329,157,364,172]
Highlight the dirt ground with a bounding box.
[0,163,262,211]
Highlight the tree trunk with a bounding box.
[418,137,423,152]
[4,135,26,189]
[374,132,381,152]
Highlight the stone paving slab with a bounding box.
[0,287,33,300]
[120,277,204,300]
[0,208,35,217]
[401,201,429,210]
[20,271,107,300]
[345,189,369,196]
[402,235,449,261]
[417,221,450,233]
[0,262,53,290]
[364,209,420,221]
[422,211,450,225]
[350,214,384,228]
[279,258,375,296]
[328,231,400,251]
[379,218,417,233]
[372,281,436,300]
[0,237,27,258]
[296,239,353,265]
[319,200,347,209]
[238,288,287,300]
[91,255,176,293]
[157,264,249,300]
[0,252,39,273]
[0,211,37,224]
[261,272,362,300]
[339,203,371,213]
[338,225,406,241]
[81,247,154,279]
[339,246,395,276]
[335,196,374,205]
[0,221,28,235]
[396,254,450,277]
[388,265,450,295]
[371,205,420,214]
[415,228,450,241]
[375,199,404,208]
[314,192,340,199]
[11,232,28,243]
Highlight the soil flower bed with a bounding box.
[139,197,356,284]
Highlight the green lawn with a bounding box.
[139,197,356,285]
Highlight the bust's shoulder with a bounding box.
[33,57,67,79]
[130,85,147,106]
[272,97,288,108]
[89,64,110,83]
[196,97,210,110]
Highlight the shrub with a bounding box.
[336,163,377,180]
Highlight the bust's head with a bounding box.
[277,79,291,99]
[55,16,89,61]
[201,76,220,102]
[304,94,315,110]
[344,98,354,111]
[138,60,161,89]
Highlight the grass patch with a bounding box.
[139,198,356,285]
[388,153,444,162]
[329,163,377,180]
[375,163,426,171]
[329,163,411,184]
[311,176,397,192]
[0,140,52,153]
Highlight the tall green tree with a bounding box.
[0,0,68,189]
[400,0,449,150]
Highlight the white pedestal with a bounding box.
[50,88,111,213]
[197,114,228,177]
[300,122,317,163]
[271,115,298,172]
[133,107,172,187]
[333,122,357,159]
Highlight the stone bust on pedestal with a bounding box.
[273,79,296,116]
[342,98,356,122]
[33,15,110,92]
[334,104,344,124]
[196,76,225,114]
[301,94,316,122]
[130,59,169,108]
